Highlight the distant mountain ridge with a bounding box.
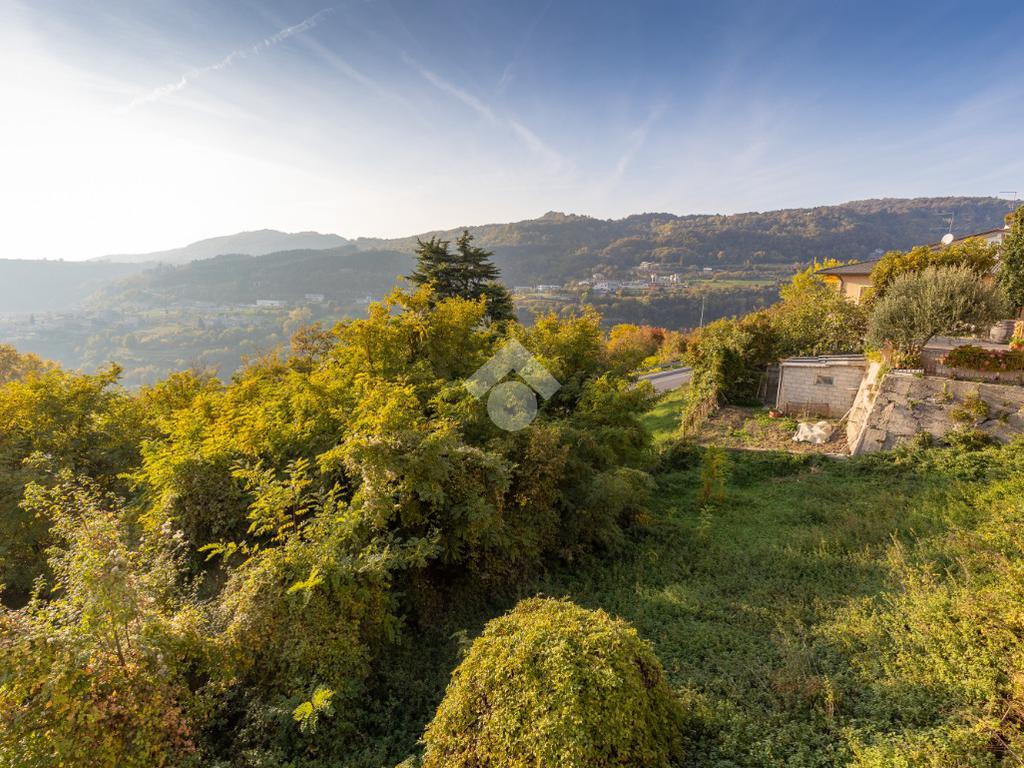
[353,197,1019,284]
[93,245,407,309]
[98,229,348,265]
[2,197,1017,315]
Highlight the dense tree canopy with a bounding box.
[774,261,867,355]
[0,284,657,766]
[408,230,515,322]
[868,237,999,299]
[998,206,1024,312]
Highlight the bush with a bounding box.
[421,598,686,768]
[869,237,999,298]
[943,344,1024,372]
[774,261,867,356]
[0,475,208,767]
[997,206,1024,311]
[866,265,1009,363]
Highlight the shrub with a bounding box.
[774,261,867,355]
[421,597,686,768]
[607,324,665,371]
[869,237,999,298]
[0,475,208,767]
[943,427,998,451]
[998,206,1024,311]
[681,310,780,434]
[866,265,1009,363]
[699,446,729,506]
[943,344,1024,372]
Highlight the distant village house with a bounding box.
[817,222,1012,304]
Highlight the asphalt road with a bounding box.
[637,366,693,393]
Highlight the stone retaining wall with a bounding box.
[849,371,1024,454]
[934,364,1024,386]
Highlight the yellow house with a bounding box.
[816,259,881,304]
[816,223,1012,304]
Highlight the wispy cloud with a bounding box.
[494,0,553,96]
[603,103,667,191]
[293,33,426,124]
[403,53,563,171]
[120,7,336,112]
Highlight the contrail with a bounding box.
[402,52,564,171]
[120,7,335,112]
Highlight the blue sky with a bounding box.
[2,0,1023,260]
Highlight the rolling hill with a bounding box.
[0,197,1016,315]
[92,196,1016,309]
[97,229,348,265]
[353,196,1018,285]
[0,259,148,314]
[93,246,408,308]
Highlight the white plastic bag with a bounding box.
[793,420,834,444]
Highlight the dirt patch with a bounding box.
[694,406,848,454]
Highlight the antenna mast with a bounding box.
[939,212,955,234]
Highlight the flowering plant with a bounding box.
[942,345,1024,372]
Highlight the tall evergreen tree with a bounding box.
[408,230,515,322]
[408,236,461,298]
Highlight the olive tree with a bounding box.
[866,265,1009,365]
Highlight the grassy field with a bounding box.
[641,386,688,443]
[365,401,1021,767]
[530,447,964,766]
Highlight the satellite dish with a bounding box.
[941,233,955,246]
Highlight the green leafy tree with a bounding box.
[421,598,686,768]
[869,237,999,298]
[0,344,51,385]
[774,261,867,355]
[866,265,1009,365]
[0,474,208,767]
[0,364,149,597]
[607,324,665,372]
[997,206,1024,312]
[408,230,515,322]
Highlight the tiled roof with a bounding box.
[815,259,881,276]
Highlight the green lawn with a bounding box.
[641,386,688,443]
[370,426,1013,767]
[533,449,967,767]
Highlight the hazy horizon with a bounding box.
[4,194,1019,265]
[4,0,1023,261]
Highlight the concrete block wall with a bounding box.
[778,364,866,417]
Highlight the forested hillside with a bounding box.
[355,197,1017,284]
[99,229,349,265]
[0,197,1014,315]
[0,259,147,313]
[92,247,409,307]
